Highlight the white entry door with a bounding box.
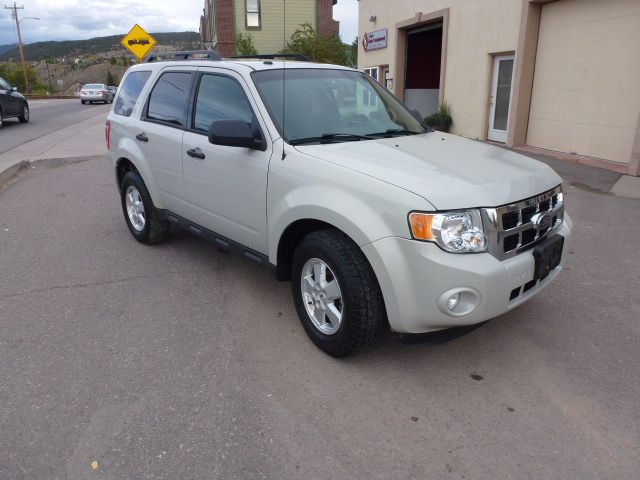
[488,54,515,142]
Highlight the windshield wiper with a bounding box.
[367,128,422,137]
[290,132,376,145]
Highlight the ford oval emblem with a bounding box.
[531,212,553,230]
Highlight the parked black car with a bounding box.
[0,76,29,129]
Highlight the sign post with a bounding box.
[121,24,157,61]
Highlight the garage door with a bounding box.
[527,0,640,164]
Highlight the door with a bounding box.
[138,69,193,214]
[182,69,272,254]
[488,54,515,142]
[0,77,20,116]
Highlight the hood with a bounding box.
[295,132,563,210]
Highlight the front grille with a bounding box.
[482,186,564,261]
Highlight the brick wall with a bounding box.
[215,0,236,56]
[318,0,339,37]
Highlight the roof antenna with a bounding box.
[281,0,287,160]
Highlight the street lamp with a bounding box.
[4,3,40,94]
[15,16,40,94]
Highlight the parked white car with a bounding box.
[80,83,113,104]
[106,52,572,357]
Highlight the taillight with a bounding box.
[105,120,111,150]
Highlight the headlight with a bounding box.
[409,210,487,253]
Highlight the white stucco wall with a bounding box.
[358,0,523,140]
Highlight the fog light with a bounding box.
[447,293,460,311]
[437,287,481,317]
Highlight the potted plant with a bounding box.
[424,101,453,132]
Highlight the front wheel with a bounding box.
[18,103,29,123]
[120,171,169,244]
[291,229,386,357]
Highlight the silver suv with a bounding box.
[106,51,572,357]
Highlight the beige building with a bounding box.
[358,0,640,176]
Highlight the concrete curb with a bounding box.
[0,155,104,186]
[26,95,77,100]
[0,160,28,185]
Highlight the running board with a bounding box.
[161,210,271,270]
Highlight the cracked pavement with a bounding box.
[0,157,639,479]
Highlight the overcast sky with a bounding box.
[0,0,359,46]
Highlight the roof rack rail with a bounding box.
[229,54,311,62]
[144,50,221,63]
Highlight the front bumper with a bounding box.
[361,214,572,333]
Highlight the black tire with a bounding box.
[120,171,169,244]
[81,100,86,105]
[291,229,386,357]
[18,103,29,123]
[0,108,3,129]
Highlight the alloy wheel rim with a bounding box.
[23,106,28,120]
[125,186,146,232]
[301,258,343,335]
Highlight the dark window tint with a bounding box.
[0,77,12,90]
[194,74,253,132]
[114,71,151,117]
[147,72,192,127]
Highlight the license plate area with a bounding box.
[533,234,564,280]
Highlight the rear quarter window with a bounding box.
[114,71,152,117]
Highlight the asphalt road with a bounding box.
[0,157,639,479]
[0,100,111,154]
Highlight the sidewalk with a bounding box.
[0,113,107,184]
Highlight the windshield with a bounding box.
[84,84,103,89]
[252,69,426,144]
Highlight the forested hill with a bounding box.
[0,43,18,55]
[0,32,200,61]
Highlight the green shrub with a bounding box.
[424,101,453,132]
[236,32,258,56]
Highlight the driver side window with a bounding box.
[193,74,254,133]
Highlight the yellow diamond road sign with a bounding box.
[121,24,157,61]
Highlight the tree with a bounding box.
[106,70,119,86]
[0,61,41,92]
[236,32,258,56]
[284,23,354,67]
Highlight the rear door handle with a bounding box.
[187,147,205,159]
[135,133,148,142]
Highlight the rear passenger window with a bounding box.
[147,72,192,127]
[193,74,253,132]
[114,71,151,117]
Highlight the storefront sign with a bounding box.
[362,28,388,52]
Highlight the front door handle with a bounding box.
[135,133,148,142]
[187,147,206,159]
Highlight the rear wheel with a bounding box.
[120,171,169,244]
[18,103,29,123]
[81,100,86,105]
[291,229,386,357]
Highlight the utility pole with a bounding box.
[4,2,30,93]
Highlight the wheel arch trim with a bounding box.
[113,138,164,209]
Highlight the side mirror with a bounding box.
[11,86,18,92]
[208,120,265,151]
